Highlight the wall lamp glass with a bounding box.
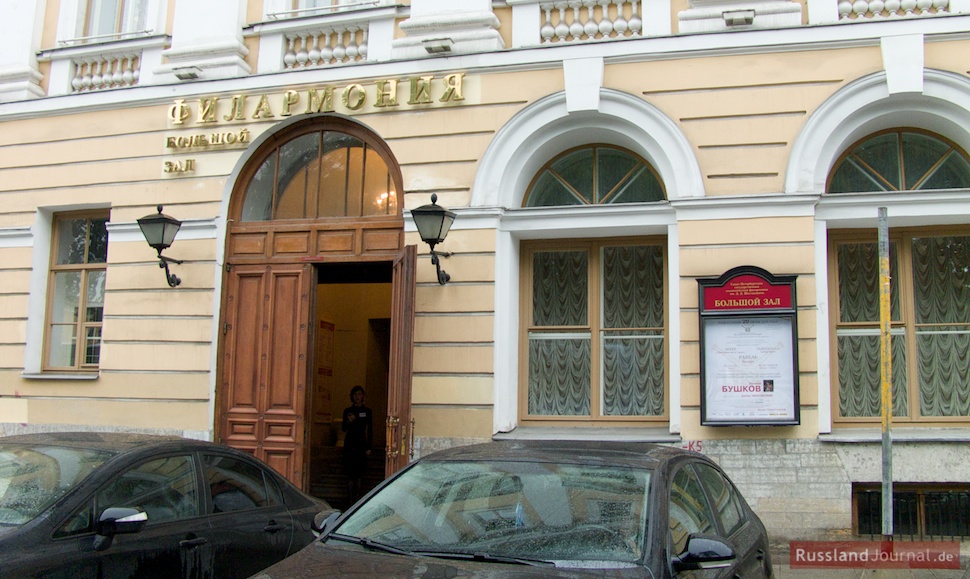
[411,194,455,285]
[137,205,184,287]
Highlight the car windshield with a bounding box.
[0,443,116,526]
[333,460,651,567]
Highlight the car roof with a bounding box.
[0,431,213,455]
[418,439,698,470]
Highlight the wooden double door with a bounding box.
[217,226,416,489]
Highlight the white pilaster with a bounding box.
[807,0,840,23]
[0,1,46,102]
[508,0,541,48]
[156,0,251,82]
[366,16,396,62]
[643,0,673,36]
[950,0,970,12]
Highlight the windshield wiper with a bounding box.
[328,533,414,556]
[327,535,552,567]
[413,549,554,567]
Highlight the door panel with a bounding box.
[221,263,311,486]
[202,453,295,578]
[386,245,416,476]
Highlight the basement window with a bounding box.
[854,483,970,540]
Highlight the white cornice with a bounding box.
[4,15,970,120]
[672,193,820,220]
[815,190,970,227]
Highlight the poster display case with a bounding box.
[698,266,800,426]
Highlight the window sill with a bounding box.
[821,428,970,443]
[22,372,99,381]
[494,426,680,443]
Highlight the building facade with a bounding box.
[3,0,970,542]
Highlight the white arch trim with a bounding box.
[472,88,704,209]
[786,69,970,195]
[789,68,970,434]
[479,89,696,438]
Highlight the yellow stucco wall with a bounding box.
[3,35,970,439]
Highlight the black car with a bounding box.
[252,439,772,578]
[0,431,335,579]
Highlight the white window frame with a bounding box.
[56,0,165,45]
[23,206,111,380]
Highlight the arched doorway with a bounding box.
[217,115,415,508]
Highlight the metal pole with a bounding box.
[878,207,893,540]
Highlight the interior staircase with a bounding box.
[308,445,386,511]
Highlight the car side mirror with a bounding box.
[312,509,341,537]
[93,508,148,552]
[671,534,737,573]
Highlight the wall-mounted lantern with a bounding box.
[411,194,455,285]
[137,205,184,287]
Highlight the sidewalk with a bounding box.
[773,564,970,578]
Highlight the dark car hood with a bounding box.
[250,542,648,579]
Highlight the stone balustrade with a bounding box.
[838,0,948,19]
[539,0,643,43]
[71,53,141,92]
[284,26,369,68]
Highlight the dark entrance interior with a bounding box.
[308,261,392,509]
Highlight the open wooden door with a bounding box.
[219,262,312,486]
[385,245,416,476]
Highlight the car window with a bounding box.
[693,463,745,536]
[668,465,717,554]
[0,444,114,527]
[54,499,95,537]
[203,454,272,513]
[97,455,199,524]
[334,460,650,565]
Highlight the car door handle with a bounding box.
[179,537,208,548]
[264,521,286,533]
[756,549,766,561]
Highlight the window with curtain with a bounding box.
[44,212,109,372]
[828,129,970,193]
[832,230,970,422]
[522,240,667,423]
[524,145,665,207]
[240,127,398,222]
[828,130,970,424]
[81,0,148,38]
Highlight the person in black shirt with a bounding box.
[342,385,372,502]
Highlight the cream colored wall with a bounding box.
[493,5,512,48]
[676,216,818,439]
[409,229,495,440]
[0,97,227,431]
[4,37,970,438]
[605,46,884,196]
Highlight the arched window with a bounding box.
[517,143,669,426]
[240,121,400,222]
[828,129,970,193]
[524,145,665,207]
[828,129,970,425]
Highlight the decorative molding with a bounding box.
[393,5,505,59]
[0,226,33,248]
[679,0,802,33]
[786,69,970,194]
[881,33,923,94]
